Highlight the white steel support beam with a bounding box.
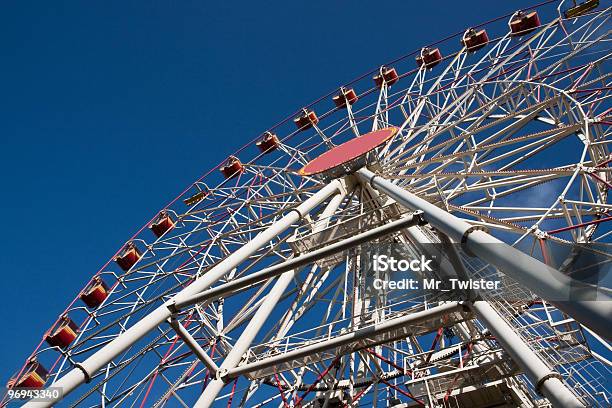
[23,179,344,408]
[193,186,348,408]
[357,167,612,340]
[470,300,584,408]
[224,301,467,378]
[171,212,425,311]
[194,269,296,408]
[168,316,219,375]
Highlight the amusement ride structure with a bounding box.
[5,0,612,407]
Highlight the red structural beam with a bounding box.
[589,172,612,190]
[274,373,290,408]
[548,215,612,235]
[294,356,341,407]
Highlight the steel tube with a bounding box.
[357,167,612,339]
[168,316,219,375]
[23,180,343,408]
[193,269,296,408]
[225,301,467,378]
[172,212,424,310]
[471,301,584,408]
[193,187,348,407]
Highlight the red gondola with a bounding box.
[462,28,489,51]
[220,156,244,179]
[332,87,358,108]
[45,315,78,348]
[509,11,540,35]
[11,360,48,389]
[80,275,110,308]
[115,241,142,271]
[293,109,319,131]
[373,67,399,88]
[256,131,280,153]
[416,48,442,68]
[150,210,175,237]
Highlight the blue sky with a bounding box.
[0,0,547,386]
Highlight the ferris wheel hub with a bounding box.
[298,127,398,178]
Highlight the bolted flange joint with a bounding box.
[215,367,230,382]
[460,225,489,257]
[535,372,565,396]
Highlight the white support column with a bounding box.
[193,185,348,408]
[375,188,582,406]
[23,180,343,408]
[470,301,584,408]
[168,316,219,375]
[357,167,612,340]
[193,269,296,408]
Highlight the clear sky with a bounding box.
[0,0,543,385]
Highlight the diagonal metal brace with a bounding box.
[168,316,219,375]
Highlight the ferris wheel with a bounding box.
[6,0,612,407]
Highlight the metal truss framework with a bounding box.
[8,1,612,407]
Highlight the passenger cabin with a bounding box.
[509,11,540,35]
[11,361,48,389]
[150,210,175,237]
[115,241,142,271]
[332,87,358,108]
[80,276,110,308]
[220,156,244,179]
[373,67,399,88]
[45,315,78,349]
[462,28,489,51]
[256,131,280,153]
[183,189,208,206]
[416,47,442,68]
[293,109,319,131]
[564,0,599,18]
